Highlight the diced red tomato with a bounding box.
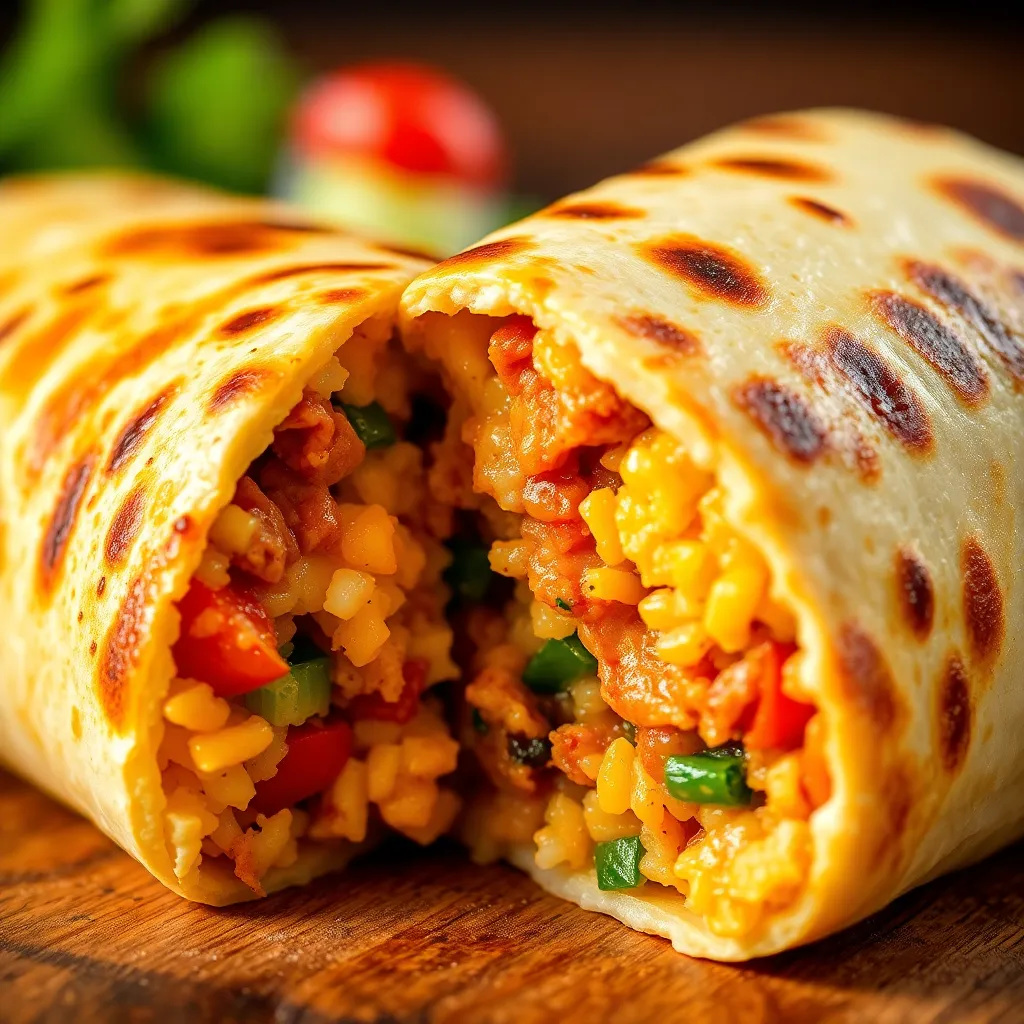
[346,659,427,724]
[744,641,815,751]
[172,579,288,698]
[292,63,506,188]
[251,716,353,815]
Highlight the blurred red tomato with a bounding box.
[292,62,506,188]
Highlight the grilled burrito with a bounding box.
[0,174,463,904]
[400,109,1024,959]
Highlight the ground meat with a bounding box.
[549,721,618,787]
[701,648,764,747]
[232,476,298,583]
[521,518,602,611]
[579,609,708,728]
[259,459,343,555]
[271,388,365,485]
[466,665,549,739]
[489,317,648,479]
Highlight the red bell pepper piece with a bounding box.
[172,579,288,698]
[743,641,814,751]
[251,716,353,815]
[346,659,428,724]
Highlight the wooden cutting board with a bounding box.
[2,768,1022,1024]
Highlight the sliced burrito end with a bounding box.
[0,175,460,903]
[401,108,1024,958]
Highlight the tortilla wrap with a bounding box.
[400,109,1024,958]
[0,173,432,903]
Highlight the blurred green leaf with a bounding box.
[144,16,302,194]
[0,0,99,154]
[11,87,144,170]
[105,0,192,47]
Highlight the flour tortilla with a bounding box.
[401,109,1024,959]
[0,172,429,903]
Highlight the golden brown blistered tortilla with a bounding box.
[401,109,1024,959]
[0,172,430,903]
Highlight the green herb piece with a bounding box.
[663,752,752,806]
[522,632,598,694]
[595,835,645,890]
[339,401,396,449]
[555,597,573,612]
[244,657,331,727]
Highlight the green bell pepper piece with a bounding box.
[522,632,598,693]
[595,835,645,891]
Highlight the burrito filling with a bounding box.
[160,317,461,895]
[417,312,830,939]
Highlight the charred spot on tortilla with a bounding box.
[630,160,689,177]
[836,622,901,732]
[616,313,700,355]
[97,575,106,596]
[102,220,334,260]
[907,261,1024,384]
[895,547,935,639]
[546,201,645,220]
[870,291,988,406]
[99,572,149,727]
[739,114,829,140]
[934,177,1024,243]
[250,262,394,285]
[712,156,832,183]
[107,386,175,474]
[825,327,934,454]
[105,488,145,567]
[733,376,828,463]
[790,196,851,226]
[62,273,110,295]
[0,307,31,345]
[962,536,1004,665]
[316,287,368,305]
[938,655,972,773]
[643,236,770,308]
[40,454,95,591]
[439,237,535,270]
[218,307,282,337]
[208,368,273,412]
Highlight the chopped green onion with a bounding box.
[522,632,598,693]
[507,734,552,768]
[663,751,752,806]
[472,708,489,735]
[555,597,573,612]
[244,657,331,727]
[621,720,637,745]
[595,835,645,890]
[338,401,396,449]
[444,538,494,602]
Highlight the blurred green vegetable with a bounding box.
[145,16,300,193]
[0,0,301,193]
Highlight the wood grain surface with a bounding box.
[1,768,1022,1024]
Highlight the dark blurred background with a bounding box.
[1,0,1021,199]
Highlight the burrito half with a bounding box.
[0,174,461,903]
[400,109,1024,959]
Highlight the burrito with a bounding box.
[400,109,1024,959]
[0,173,463,904]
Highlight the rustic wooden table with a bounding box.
[1,768,1022,1024]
